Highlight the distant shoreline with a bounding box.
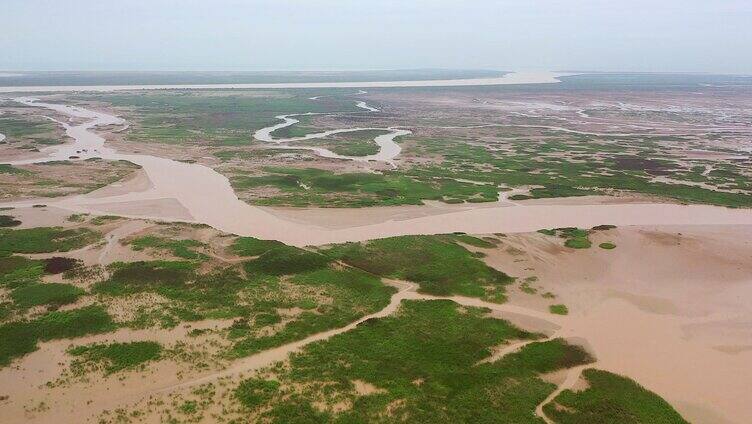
[0,71,572,93]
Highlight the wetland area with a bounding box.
[1,71,751,423]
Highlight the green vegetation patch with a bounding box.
[0,255,44,288]
[11,283,85,308]
[231,267,395,356]
[540,227,593,249]
[549,304,569,315]
[68,341,162,374]
[0,116,56,139]
[324,235,513,301]
[599,242,617,250]
[0,227,99,254]
[129,236,208,260]
[543,368,688,423]
[0,305,115,366]
[239,300,594,423]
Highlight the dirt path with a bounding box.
[535,365,590,424]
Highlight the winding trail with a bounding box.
[535,365,590,424]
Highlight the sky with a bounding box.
[2,0,752,74]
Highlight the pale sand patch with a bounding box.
[0,205,77,228]
[84,168,153,199]
[78,198,193,221]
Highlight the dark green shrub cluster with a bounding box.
[11,283,85,308]
[0,306,115,366]
[549,304,569,315]
[43,256,80,274]
[0,215,21,227]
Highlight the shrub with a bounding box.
[550,304,569,315]
[0,215,21,228]
[43,257,80,274]
[235,378,281,409]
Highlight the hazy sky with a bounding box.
[2,0,751,73]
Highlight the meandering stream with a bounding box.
[251,97,409,165]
